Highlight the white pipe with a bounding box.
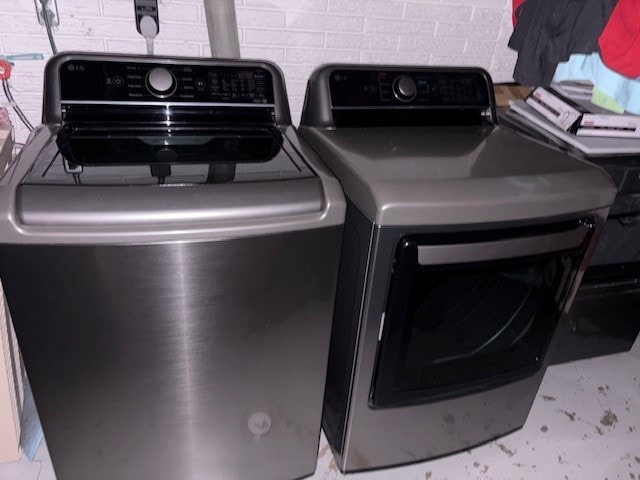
[203,0,241,59]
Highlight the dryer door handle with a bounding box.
[417,226,589,266]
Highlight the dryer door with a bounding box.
[371,220,594,408]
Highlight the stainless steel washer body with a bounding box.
[0,53,345,480]
[299,64,617,472]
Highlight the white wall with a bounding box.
[0,0,516,142]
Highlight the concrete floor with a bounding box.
[312,344,640,480]
[2,338,639,480]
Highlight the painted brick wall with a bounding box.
[0,0,516,142]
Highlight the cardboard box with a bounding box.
[0,128,21,464]
[493,83,532,108]
[0,128,13,172]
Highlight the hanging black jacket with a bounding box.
[509,0,617,86]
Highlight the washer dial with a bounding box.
[146,67,177,98]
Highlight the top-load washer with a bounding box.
[298,65,617,472]
[0,53,345,480]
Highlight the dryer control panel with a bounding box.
[58,59,275,105]
[301,65,496,128]
[329,68,491,109]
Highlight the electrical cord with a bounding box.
[40,0,58,55]
[2,79,34,132]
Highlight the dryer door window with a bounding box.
[371,220,593,409]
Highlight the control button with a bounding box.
[112,75,124,87]
[146,67,177,98]
[392,75,417,102]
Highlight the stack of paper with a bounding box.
[525,86,640,138]
[507,99,640,155]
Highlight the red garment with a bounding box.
[599,0,640,77]
[512,0,527,27]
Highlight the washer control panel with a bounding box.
[329,68,491,108]
[59,59,274,104]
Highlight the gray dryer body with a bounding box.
[299,64,616,472]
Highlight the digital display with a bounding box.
[208,69,268,103]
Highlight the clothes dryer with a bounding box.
[299,65,616,472]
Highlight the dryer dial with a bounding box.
[392,75,417,102]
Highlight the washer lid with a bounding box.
[23,126,312,186]
[0,126,347,245]
[299,125,617,226]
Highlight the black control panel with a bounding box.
[329,69,492,109]
[59,59,275,105]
